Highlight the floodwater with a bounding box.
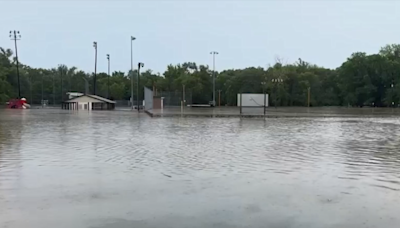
[0,109,399,228]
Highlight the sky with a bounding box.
[1,0,400,74]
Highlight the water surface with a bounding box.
[0,109,399,228]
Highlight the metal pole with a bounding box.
[391,83,394,108]
[107,54,110,98]
[181,85,183,113]
[60,66,63,102]
[183,84,185,107]
[137,62,144,112]
[240,93,242,116]
[137,64,140,112]
[218,90,221,107]
[29,73,32,104]
[131,39,133,109]
[93,42,97,95]
[15,40,21,99]
[210,51,218,107]
[53,74,55,105]
[213,53,215,106]
[264,87,266,116]
[131,36,136,110]
[41,72,44,105]
[10,31,21,98]
[275,82,277,108]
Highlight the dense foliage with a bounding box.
[1,45,400,106]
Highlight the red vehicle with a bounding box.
[7,98,30,109]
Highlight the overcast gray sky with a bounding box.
[1,0,400,74]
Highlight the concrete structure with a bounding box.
[62,94,116,110]
[144,87,153,111]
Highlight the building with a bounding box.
[66,92,84,100]
[62,94,116,110]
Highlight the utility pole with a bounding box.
[53,73,55,105]
[93,42,97,95]
[183,84,186,107]
[261,81,267,116]
[218,90,222,107]
[391,83,394,107]
[131,36,136,109]
[137,62,144,111]
[40,71,44,106]
[9,31,21,98]
[210,51,219,107]
[60,65,63,102]
[107,54,110,98]
[26,72,32,103]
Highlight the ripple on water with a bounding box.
[0,110,399,192]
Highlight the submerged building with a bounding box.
[62,94,116,110]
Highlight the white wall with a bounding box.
[67,96,105,110]
[80,102,91,110]
[237,94,269,107]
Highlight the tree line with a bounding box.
[1,44,400,107]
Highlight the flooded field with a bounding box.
[1,109,399,228]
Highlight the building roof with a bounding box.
[65,94,116,104]
[66,92,84,96]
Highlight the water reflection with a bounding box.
[0,109,399,228]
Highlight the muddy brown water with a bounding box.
[0,109,399,228]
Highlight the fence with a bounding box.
[157,90,192,107]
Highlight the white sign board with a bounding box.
[237,94,268,107]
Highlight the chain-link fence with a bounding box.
[157,90,192,107]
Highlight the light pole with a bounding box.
[183,84,186,108]
[137,62,144,112]
[218,90,222,107]
[40,71,43,106]
[93,41,97,95]
[60,65,64,102]
[210,51,218,106]
[106,54,110,98]
[261,81,267,115]
[53,73,55,105]
[391,83,394,107]
[131,36,136,109]
[26,72,32,103]
[272,78,283,108]
[9,31,21,98]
